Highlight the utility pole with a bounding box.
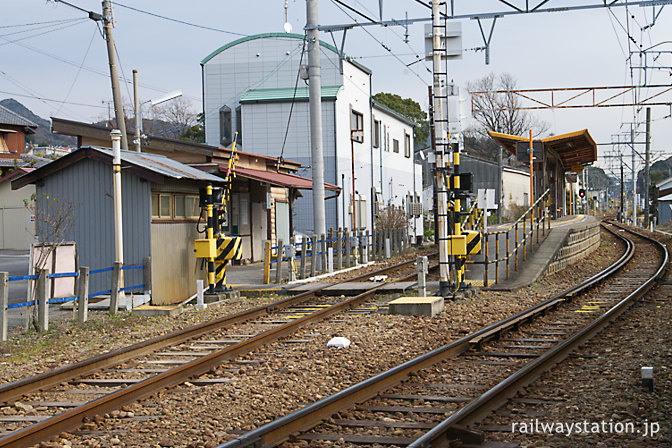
[431,0,450,297]
[133,69,141,152]
[306,0,327,243]
[631,125,636,225]
[620,153,624,223]
[102,1,129,151]
[428,86,439,246]
[645,107,651,228]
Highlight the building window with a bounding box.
[404,133,411,158]
[235,106,242,145]
[152,193,199,220]
[351,110,364,143]
[393,138,399,153]
[373,119,381,148]
[174,195,200,219]
[219,105,232,146]
[152,194,172,219]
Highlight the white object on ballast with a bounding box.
[369,275,388,282]
[327,337,351,349]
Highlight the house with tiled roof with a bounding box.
[0,104,37,160]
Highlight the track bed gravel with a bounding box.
[4,229,624,448]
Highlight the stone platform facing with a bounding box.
[489,215,600,291]
[544,221,601,276]
[388,296,444,317]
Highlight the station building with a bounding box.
[201,33,424,240]
[488,129,598,217]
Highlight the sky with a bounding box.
[2,0,671,176]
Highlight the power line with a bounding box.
[55,25,98,116]
[279,35,307,161]
[0,18,83,29]
[0,18,85,37]
[0,70,91,121]
[112,2,248,37]
[0,90,108,109]
[0,19,88,47]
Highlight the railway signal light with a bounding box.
[579,188,586,198]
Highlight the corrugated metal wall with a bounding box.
[37,158,151,295]
[150,222,204,304]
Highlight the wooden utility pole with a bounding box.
[102,0,129,151]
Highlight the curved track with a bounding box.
[217,223,667,448]
[0,253,435,447]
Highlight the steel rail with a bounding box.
[0,252,434,406]
[217,223,635,448]
[410,223,669,447]
[0,256,434,447]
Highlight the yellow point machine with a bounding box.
[444,137,481,293]
[194,138,242,294]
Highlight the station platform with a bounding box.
[222,214,600,297]
[482,214,600,291]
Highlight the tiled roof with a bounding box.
[0,105,37,127]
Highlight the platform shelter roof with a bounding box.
[488,129,597,169]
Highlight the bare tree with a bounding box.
[24,193,76,331]
[467,73,549,137]
[375,205,409,232]
[150,97,198,140]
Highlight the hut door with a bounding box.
[275,201,290,246]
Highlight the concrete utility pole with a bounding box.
[645,107,651,228]
[102,1,129,151]
[306,0,327,242]
[110,129,125,300]
[133,69,141,152]
[431,0,451,296]
[631,125,636,225]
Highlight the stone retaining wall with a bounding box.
[544,222,601,276]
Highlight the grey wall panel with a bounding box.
[37,158,151,295]
[150,222,204,304]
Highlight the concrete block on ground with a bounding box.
[132,305,183,317]
[204,291,240,303]
[388,296,444,317]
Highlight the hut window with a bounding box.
[152,193,172,219]
[174,195,200,219]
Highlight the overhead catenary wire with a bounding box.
[329,0,428,86]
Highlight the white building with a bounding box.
[201,33,423,239]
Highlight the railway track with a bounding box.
[217,222,667,448]
[0,252,435,447]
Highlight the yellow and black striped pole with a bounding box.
[205,184,217,293]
